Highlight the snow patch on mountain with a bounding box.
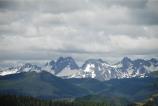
[0,63,42,76]
[0,57,158,81]
[57,68,81,78]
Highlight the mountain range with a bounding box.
[0,57,158,104]
[0,57,158,81]
[0,71,158,102]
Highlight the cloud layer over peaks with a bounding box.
[0,0,158,63]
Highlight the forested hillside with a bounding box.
[0,94,117,106]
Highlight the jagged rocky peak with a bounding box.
[0,63,42,76]
[120,57,132,68]
[56,56,79,68]
[150,58,158,66]
[133,59,148,67]
[80,59,119,81]
[7,63,40,71]
[121,57,132,63]
[0,56,158,81]
[150,58,157,62]
[56,56,76,64]
[15,63,41,72]
[46,60,55,66]
[21,63,40,69]
[46,56,79,74]
[82,58,109,68]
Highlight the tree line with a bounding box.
[0,94,113,106]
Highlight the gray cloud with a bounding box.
[0,0,158,64]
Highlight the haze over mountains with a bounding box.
[0,57,158,81]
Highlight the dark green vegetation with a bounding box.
[0,72,158,105]
[129,94,158,106]
[142,94,158,106]
[76,94,131,106]
[0,72,89,98]
[1,94,158,106]
[0,94,124,106]
[67,77,158,101]
[151,71,158,77]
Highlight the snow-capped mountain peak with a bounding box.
[79,59,116,80]
[44,56,79,75]
[0,63,42,76]
[0,57,158,81]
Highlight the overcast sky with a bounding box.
[0,0,158,65]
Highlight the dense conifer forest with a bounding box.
[0,95,115,106]
[0,94,158,106]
